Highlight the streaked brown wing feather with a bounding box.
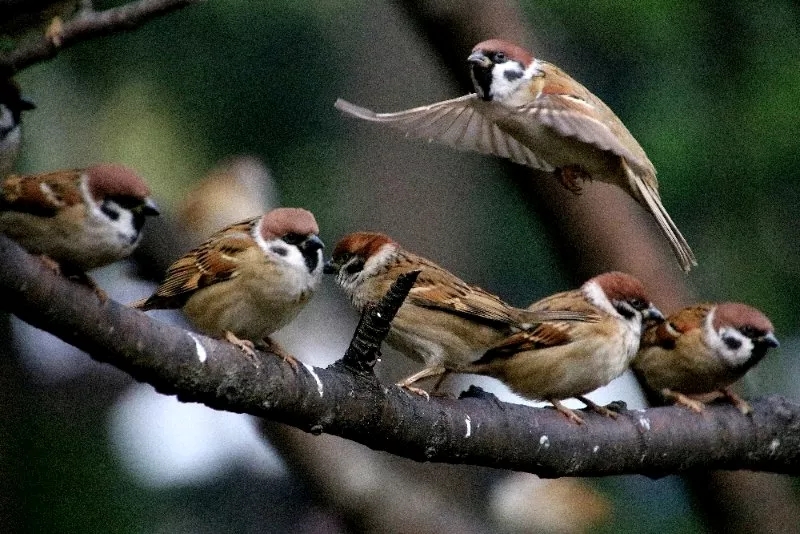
[408,261,519,326]
[335,96,556,171]
[135,219,257,309]
[1,170,85,216]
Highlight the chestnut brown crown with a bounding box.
[591,271,649,304]
[331,231,396,262]
[86,164,152,202]
[713,302,775,340]
[471,39,534,67]
[259,207,319,241]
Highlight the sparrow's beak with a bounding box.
[467,51,492,69]
[20,97,36,111]
[142,197,160,216]
[760,332,780,348]
[323,260,338,275]
[642,305,664,323]
[300,234,325,254]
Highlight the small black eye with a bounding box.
[494,51,506,62]
[344,258,365,275]
[283,233,304,245]
[738,326,761,339]
[628,298,646,310]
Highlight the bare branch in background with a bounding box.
[2,233,799,478]
[0,0,201,75]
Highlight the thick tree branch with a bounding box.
[1,233,799,477]
[0,0,201,75]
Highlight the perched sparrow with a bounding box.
[459,272,663,424]
[324,231,593,395]
[335,39,696,272]
[0,164,159,272]
[132,208,324,364]
[633,302,779,414]
[0,79,35,177]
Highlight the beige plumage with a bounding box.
[0,164,158,271]
[324,231,593,396]
[335,39,696,271]
[633,302,779,413]
[460,272,662,424]
[132,208,324,363]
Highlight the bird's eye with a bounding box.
[628,298,646,310]
[738,326,761,339]
[283,233,304,245]
[494,52,506,62]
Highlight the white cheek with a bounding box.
[707,326,754,366]
[108,208,139,243]
[336,245,397,308]
[258,238,323,293]
[489,60,540,104]
[0,105,14,131]
[582,281,617,317]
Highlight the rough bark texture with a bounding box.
[2,234,799,478]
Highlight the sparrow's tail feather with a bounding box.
[624,161,697,272]
[514,308,599,328]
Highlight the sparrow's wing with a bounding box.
[523,63,656,177]
[335,96,556,171]
[132,219,257,310]
[0,170,85,216]
[408,263,594,327]
[407,264,522,327]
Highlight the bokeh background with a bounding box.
[3,0,799,532]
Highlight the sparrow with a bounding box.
[335,39,696,272]
[132,208,324,364]
[0,164,159,274]
[459,272,663,424]
[0,79,35,177]
[633,302,779,414]
[324,231,594,396]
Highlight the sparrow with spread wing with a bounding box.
[336,39,696,271]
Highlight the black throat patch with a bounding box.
[471,64,494,101]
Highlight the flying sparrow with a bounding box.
[132,208,324,365]
[324,231,594,396]
[0,163,159,274]
[0,79,35,177]
[633,302,779,414]
[459,272,663,424]
[335,39,696,272]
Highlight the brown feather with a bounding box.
[134,218,257,310]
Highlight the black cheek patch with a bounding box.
[503,69,524,82]
[270,246,289,257]
[723,335,742,351]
